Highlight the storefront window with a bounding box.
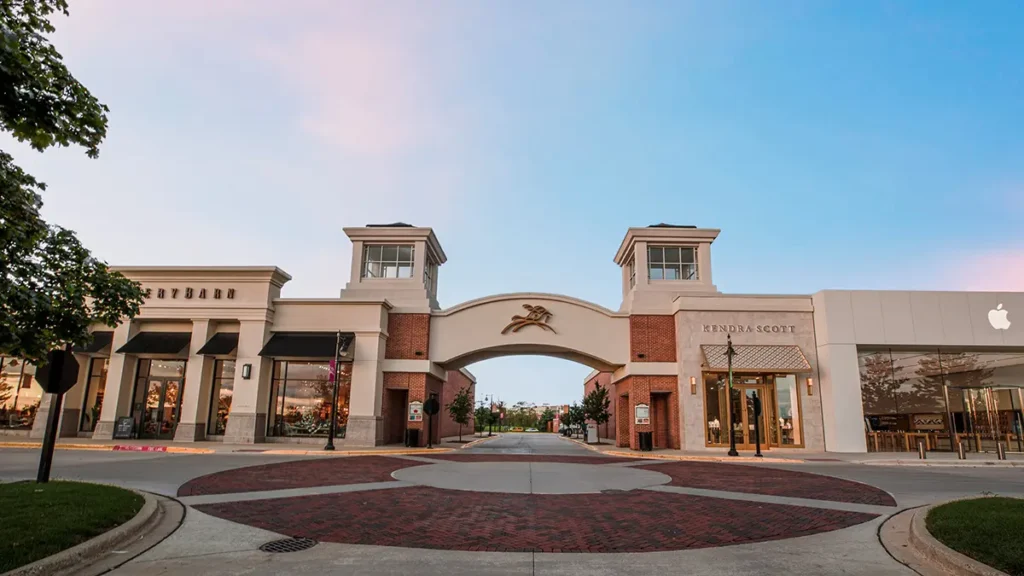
[208,360,235,435]
[0,358,42,430]
[859,349,1024,453]
[268,360,352,438]
[79,358,109,432]
[130,359,187,439]
[704,374,727,445]
[774,375,801,445]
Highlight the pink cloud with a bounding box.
[955,250,1024,291]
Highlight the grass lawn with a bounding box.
[927,496,1024,576]
[0,481,144,573]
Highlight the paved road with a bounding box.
[466,433,594,455]
[2,434,1022,575]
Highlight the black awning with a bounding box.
[259,332,354,359]
[73,331,113,354]
[197,332,239,356]
[116,332,191,355]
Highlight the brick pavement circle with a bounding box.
[195,486,879,553]
[183,454,892,553]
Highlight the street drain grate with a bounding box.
[259,537,318,554]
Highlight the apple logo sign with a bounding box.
[988,303,1011,330]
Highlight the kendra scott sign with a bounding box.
[702,324,796,334]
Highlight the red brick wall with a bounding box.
[629,315,677,362]
[382,372,443,446]
[583,372,615,441]
[385,314,430,360]
[440,369,475,440]
[616,393,630,447]
[617,375,680,450]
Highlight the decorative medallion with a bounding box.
[501,304,556,334]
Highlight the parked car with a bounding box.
[525,428,538,432]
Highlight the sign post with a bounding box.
[725,334,739,457]
[325,331,342,451]
[34,347,80,483]
[423,397,440,449]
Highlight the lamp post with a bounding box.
[726,334,739,457]
[324,330,342,451]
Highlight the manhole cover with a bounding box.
[259,537,318,553]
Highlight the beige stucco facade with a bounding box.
[15,224,1023,454]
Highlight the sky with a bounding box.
[3,1,1022,406]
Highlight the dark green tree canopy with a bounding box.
[1,0,144,363]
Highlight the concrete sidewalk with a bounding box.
[0,437,483,456]
[568,437,1024,467]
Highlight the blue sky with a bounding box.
[3,1,1021,405]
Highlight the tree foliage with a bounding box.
[445,386,473,441]
[1,0,145,363]
[473,405,490,433]
[538,407,556,431]
[583,383,611,443]
[567,402,585,438]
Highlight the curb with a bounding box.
[2,488,160,576]
[862,460,1023,468]
[602,449,805,464]
[459,435,500,449]
[908,500,1009,576]
[880,500,1010,576]
[256,448,455,457]
[0,442,214,454]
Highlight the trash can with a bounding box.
[405,429,420,447]
[638,432,653,452]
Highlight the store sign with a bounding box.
[702,324,796,334]
[145,287,236,300]
[409,401,423,422]
[634,403,650,425]
[912,414,946,431]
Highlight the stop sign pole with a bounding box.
[34,346,80,484]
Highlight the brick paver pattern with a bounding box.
[177,456,426,497]
[196,486,878,553]
[642,461,897,506]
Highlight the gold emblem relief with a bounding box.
[502,304,556,334]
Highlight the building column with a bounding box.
[346,332,387,446]
[223,320,272,444]
[93,322,139,440]
[28,353,91,439]
[817,343,867,453]
[174,320,215,442]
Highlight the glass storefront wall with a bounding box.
[268,361,352,438]
[208,360,235,435]
[858,349,1024,453]
[0,358,42,430]
[704,372,804,448]
[79,358,109,432]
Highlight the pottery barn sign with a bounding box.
[145,287,236,300]
[702,324,796,334]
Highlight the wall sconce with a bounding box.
[689,376,697,395]
[806,377,814,395]
[242,363,252,380]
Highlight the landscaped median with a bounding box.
[927,497,1024,576]
[0,481,145,574]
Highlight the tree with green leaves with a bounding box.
[445,386,473,442]
[539,407,556,432]
[1,0,146,363]
[583,383,611,443]
[568,402,585,439]
[473,405,490,435]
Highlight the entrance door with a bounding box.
[141,378,184,439]
[729,383,773,450]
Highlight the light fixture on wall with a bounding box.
[689,376,697,395]
[806,377,814,395]
[242,363,252,380]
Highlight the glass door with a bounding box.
[729,382,773,450]
[141,378,184,439]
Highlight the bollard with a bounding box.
[918,440,927,460]
[997,443,1007,461]
[957,441,967,460]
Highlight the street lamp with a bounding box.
[324,330,343,451]
[726,334,739,457]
